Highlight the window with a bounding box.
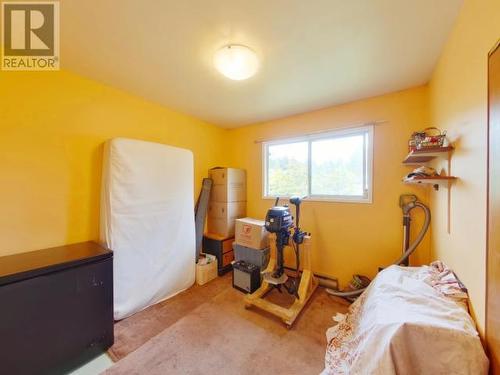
[263,125,373,203]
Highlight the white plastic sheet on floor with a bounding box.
[100,138,196,320]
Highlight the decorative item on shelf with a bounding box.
[402,165,456,191]
[403,131,456,191]
[408,127,448,151]
[408,130,426,151]
[403,166,438,180]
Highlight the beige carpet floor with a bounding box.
[108,274,232,361]
[106,275,348,374]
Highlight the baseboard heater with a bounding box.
[283,266,339,290]
[0,241,114,374]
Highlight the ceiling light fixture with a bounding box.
[214,44,259,81]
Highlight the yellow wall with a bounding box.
[225,86,431,287]
[3,1,495,336]
[1,67,431,292]
[0,70,226,256]
[428,0,500,334]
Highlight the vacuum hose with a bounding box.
[326,199,431,298]
[394,201,431,266]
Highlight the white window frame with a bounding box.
[262,125,374,203]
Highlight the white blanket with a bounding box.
[324,265,488,375]
[100,138,196,320]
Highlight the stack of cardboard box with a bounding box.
[207,167,246,238]
[233,218,270,269]
[203,167,246,275]
[231,218,270,293]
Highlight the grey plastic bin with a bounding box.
[233,243,270,270]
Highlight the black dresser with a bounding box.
[202,234,234,275]
[0,241,114,375]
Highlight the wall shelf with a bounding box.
[402,142,455,233]
[403,175,457,190]
[402,145,457,191]
[402,146,454,165]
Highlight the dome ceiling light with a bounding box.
[213,44,259,81]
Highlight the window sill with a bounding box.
[262,195,373,204]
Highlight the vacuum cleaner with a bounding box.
[326,194,431,298]
[263,196,307,298]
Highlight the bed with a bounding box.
[323,263,489,374]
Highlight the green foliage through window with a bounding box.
[264,127,372,201]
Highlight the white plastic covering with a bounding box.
[100,138,195,320]
[323,265,488,375]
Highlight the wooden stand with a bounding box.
[244,234,318,328]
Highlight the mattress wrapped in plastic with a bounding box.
[100,138,195,320]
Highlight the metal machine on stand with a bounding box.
[244,197,317,328]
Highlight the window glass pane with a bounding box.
[311,134,365,196]
[267,142,308,196]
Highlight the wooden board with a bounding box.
[403,176,457,183]
[244,234,317,327]
[402,146,454,164]
[487,40,500,374]
[204,232,234,241]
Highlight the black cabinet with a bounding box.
[202,235,234,275]
[0,242,114,375]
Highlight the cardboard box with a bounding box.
[206,217,236,239]
[209,167,246,186]
[235,218,269,250]
[207,201,246,238]
[211,184,246,202]
[209,167,246,202]
[208,201,246,219]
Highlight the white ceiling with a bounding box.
[61,0,462,127]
